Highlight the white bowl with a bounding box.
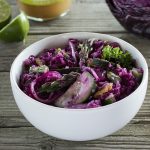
[10,32,148,141]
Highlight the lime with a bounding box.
[0,13,30,42]
[0,0,11,29]
[20,0,64,6]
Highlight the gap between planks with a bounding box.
[9,1,125,34]
[0,125,150,149]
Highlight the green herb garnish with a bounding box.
[102,45,132,68]
[103,98,113,106]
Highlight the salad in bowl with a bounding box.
[20,38,143,109]
[10,33,148,141]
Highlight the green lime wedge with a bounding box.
[0,13,30,42]
[0,0,11,29]
[20,0,64,6]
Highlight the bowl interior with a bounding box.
[10,32,148,107]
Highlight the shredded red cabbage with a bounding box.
[20,38,143,109]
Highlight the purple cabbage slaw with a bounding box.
[20,38,143,109]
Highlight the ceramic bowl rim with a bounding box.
[10,32,148,112]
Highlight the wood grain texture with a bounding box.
[8,1,125,34]
[0,124,150,150]
[0,0,150,149]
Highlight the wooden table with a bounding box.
[0,0,150,149]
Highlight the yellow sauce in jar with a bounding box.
[17,0,72,21]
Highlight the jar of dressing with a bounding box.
[17,0,72,21]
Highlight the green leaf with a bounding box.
[119,51,132,69]
[102,45,133,69]
[103,99,113,106]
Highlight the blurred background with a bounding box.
[0,0,150,149]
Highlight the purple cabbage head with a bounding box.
[106,0,150,38]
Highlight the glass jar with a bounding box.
[17,0,72,21]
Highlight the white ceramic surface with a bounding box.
[10,32,148,141]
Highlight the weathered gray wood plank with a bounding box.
[0,116,31,127]
[0,124,150,150]
[0,0,150,149]
[8,1,125,34]
[0,56,14,72]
